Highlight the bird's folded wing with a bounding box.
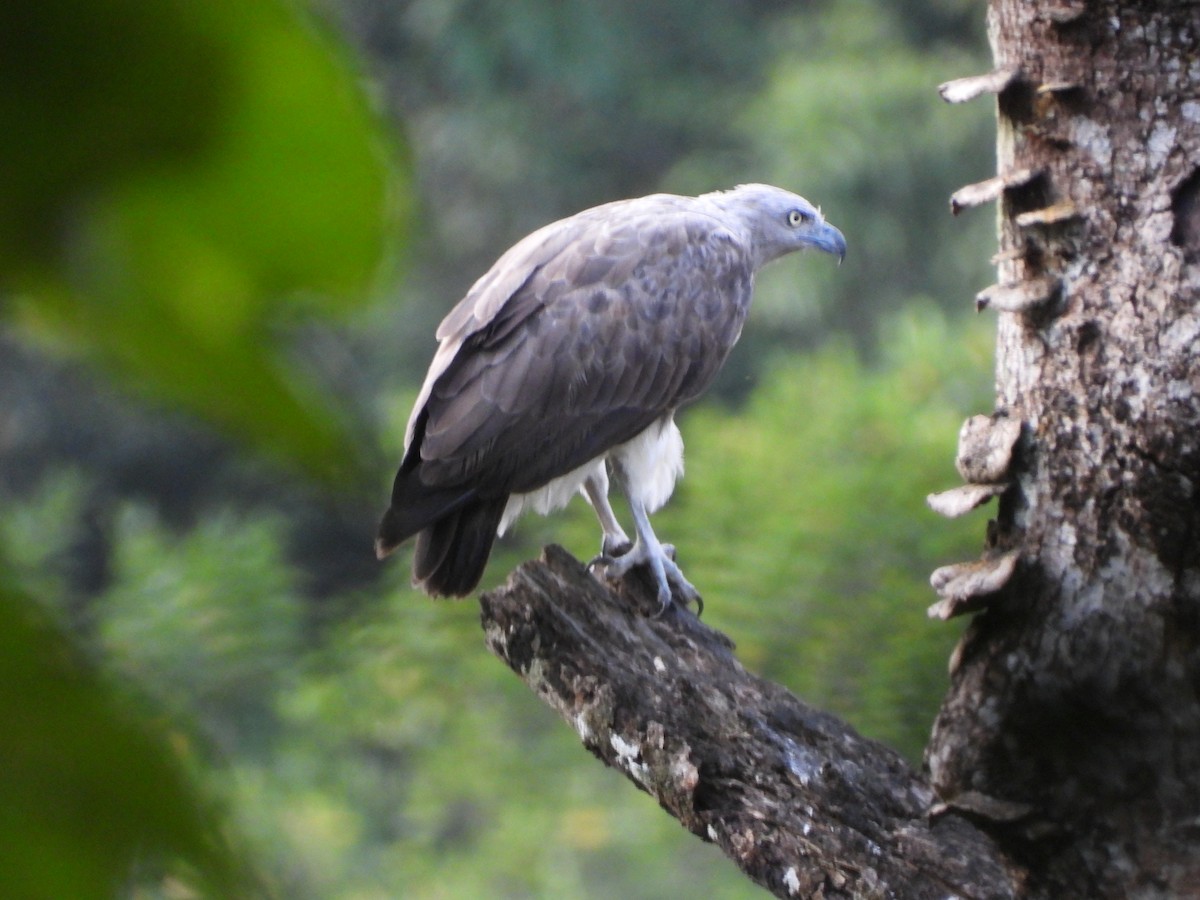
[411,205,754,496]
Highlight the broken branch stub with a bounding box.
[927,482,1010,519]
[951,168,1040,215]
[928,551,1022,621]
[975,276,1062,314]
[955,415,1023,484]
[939,68,1020,104]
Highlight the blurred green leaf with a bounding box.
[0,0,404,482]
[0,0,406,896]
[0,575,249,898]
[103,507,299,708]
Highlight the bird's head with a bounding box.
[705,183,846,270]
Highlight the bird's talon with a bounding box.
[673,582,703,617]
[593,534,703,618]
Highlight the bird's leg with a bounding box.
[582,471,632,562]
[601,495,700,615]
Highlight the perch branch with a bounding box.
[479,545,1022,899]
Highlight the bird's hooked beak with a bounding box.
[807,220,846,264]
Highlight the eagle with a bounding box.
[376,184,845,611]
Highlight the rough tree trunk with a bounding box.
[928,1,1200,896]
[481,2,1200,897]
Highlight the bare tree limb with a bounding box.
[480,545,1023,899]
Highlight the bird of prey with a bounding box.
[377,184,845,611]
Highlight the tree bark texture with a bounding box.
[481,547,1022,899]
[479,2,1200,897]
[927,1,1200,897]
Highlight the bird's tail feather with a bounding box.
[376,478,473,560]
[411,497,507,597]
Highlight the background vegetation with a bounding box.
[1,0,996,896]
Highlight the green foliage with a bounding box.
[372,0,788,212]
[98,508,302,744]
[353,0,993,390]
[0,0,403,895]
[0,0,402,481]
[684,307,990,756]
[0,471,84,602]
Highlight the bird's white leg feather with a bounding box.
[500,459,607,537]
[582,469,631,556]
[610,416,684,515]
[595,414,697,610]
[602,495,699,612]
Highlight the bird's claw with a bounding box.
[599,541,702,617]
[650,582,703,618]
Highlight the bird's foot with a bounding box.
[598,540,701,616]
[586,534,633,574]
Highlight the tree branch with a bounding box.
[479,546,1023,899]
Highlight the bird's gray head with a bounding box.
[702,183,846,270]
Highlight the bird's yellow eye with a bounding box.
[787,209,810,227]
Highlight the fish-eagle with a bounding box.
[377,184,845,611]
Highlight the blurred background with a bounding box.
[0,0,998,896]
